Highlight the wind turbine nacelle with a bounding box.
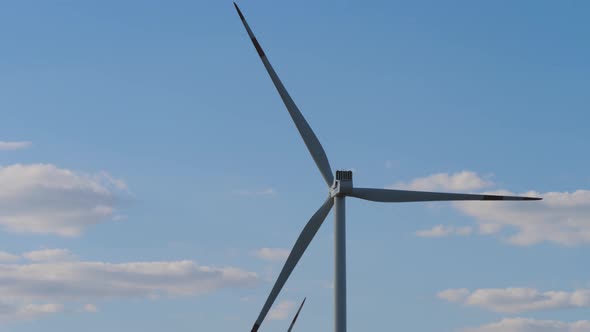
[331,170,353,197]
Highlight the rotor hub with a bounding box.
[331,170,353,197]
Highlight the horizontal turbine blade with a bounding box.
[349,188,542,203]
[233,2,334,187]
[251,197,334,332]
[287,297,306,332]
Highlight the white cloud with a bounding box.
[391,171,493,192]
[253,248,289,262]
[416,225,473,238]
[0,251,19,262]
[232,188,276,196]
[268,300,296,320]
[397,171,590,246]
[438,288,590,313]
[455,189,590,246]
[0,249,258,324]
[0,302,63,323]
[23,249,76,262]
[461,318,590,332]
[0,141,31,151]
[0,260,258,302]
[0,164,128,236]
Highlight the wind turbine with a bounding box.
[233,3,541,332]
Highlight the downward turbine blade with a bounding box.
[233,3,334,187]
[349,188,542,203]
[287,298,306,332]
[251,197,334,332]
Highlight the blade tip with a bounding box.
[482,195,542,201]
[233,2,245,20]
[524,197,542,201]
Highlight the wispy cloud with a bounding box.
[0,141,31,151]
[390,171,493,192]
[268,300,296,320]
[460,318,590,332]
[0,249,258,323]
[416,225,472,238]
[438,287,590,313]
[22,249,76,262]
[0,259,258,302]
[253,248,289,262]
[0,303,63,323]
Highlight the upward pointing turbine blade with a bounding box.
[233,2,334,187]
[287,298,306,332]
[349,188,542,203]
[251,198,334,332]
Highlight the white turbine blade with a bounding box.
[287,297,306,332]
[251,197,333,332]
[233,3,334,187]
[349,188,542,203]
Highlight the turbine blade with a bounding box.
[233,3,334,187]
[287,298,306,332]
[349,188,542,203]
[251,198,333,332]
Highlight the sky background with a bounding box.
[1,0,589,331]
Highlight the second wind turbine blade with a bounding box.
[287,298,306,332]
[233,2,334,187]
[251,197,334,332]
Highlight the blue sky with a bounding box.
[0,0,589,331]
